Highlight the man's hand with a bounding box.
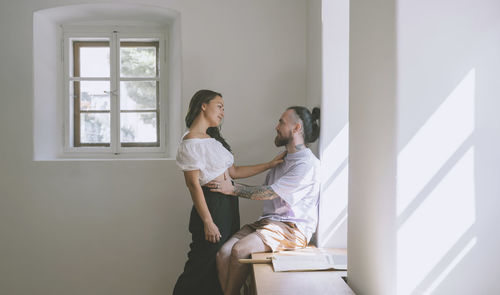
[206,177,235,195]
[268,151,286,169]
[204,221,221,243]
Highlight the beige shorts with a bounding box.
[233,219,308,252]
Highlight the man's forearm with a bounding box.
[233,184,279,200]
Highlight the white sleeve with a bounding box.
[176,144,204,171]
[270,162,314,206]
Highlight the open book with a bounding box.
[271,252,347,272]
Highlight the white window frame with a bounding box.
[62,25,168,158]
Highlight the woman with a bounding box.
[173,90,285,295]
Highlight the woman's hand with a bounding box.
[204,221,222,243]
[268,151,286,168]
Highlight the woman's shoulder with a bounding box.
[182,131,211,140]
[179,132,215,150]
[178,135,217,154]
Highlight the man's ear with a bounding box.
[293,122,303,134]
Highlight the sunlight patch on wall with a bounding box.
[321,124,349,179]
[318,124,348,245]
[397,69,475,215]
[397,69,476,294]
[397,146,476,294]
[422,237,477,295]
[320,166,348,243]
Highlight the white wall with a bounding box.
[348,0,397,294]
[306,0,350,249]
[348,0,500,294]
[315,0,350,248]
[396,0,500,294]
[305,0,321,246]
[0,0,307,294]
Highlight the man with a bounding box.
[207,106,321,295]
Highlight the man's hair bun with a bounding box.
[287,106,321,144]
[312,107,320,121]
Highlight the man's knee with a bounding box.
[216,246,229,264]
[217,238,236,264]
[230,240,256,260]
[230,244,248,260]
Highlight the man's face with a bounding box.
[274,110,295,147]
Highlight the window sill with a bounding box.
[34,155,175,162]
[56,152,172,161]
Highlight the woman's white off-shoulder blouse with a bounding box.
[176,137,234,185]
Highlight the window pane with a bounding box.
[80,113,110,144]
[120,81,156,110]
[80,81,110,111]
[120,45,157,77]
[79,47,110,77]
[120,113,157,143]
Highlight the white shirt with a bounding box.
[176,135,234,185]
[259,148,320,242]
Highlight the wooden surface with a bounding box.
[250,248,355,295]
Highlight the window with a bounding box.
[64,29,167,154]
[34,4,182,160]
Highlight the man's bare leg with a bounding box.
[216,237,239,293]
[225,233,271,295]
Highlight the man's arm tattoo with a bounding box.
[234,184,279,200]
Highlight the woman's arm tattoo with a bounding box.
[234,184,279,200]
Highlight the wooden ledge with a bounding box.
[249,248,354,295]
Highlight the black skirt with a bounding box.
[173,186,240,295]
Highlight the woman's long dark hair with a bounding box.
[287,106,320,145]
[185,89,231,152]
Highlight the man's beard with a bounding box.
[274,131,292,147]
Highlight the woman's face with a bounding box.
[202,96,224,127]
